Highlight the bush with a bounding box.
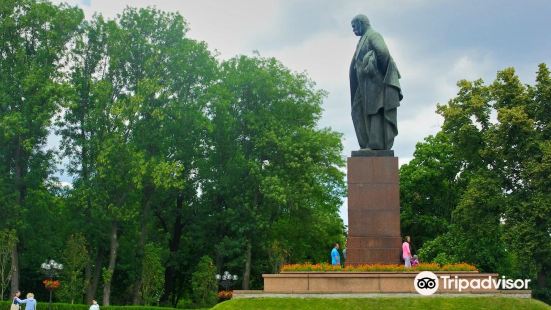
[0,301,181,310]
[57,233,89,304]
[175,297,193,309]
[533,286,551,306]
[141,243,165,305]
[417,233,461,265]
[191,256,218,307]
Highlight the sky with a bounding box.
[49,0,551,225]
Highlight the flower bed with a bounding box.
[218,290,233,301]
[280,262,477,272]
[43,278,61,289]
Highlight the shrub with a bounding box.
[191,256,218,307]
[141,243,165,306]
[57,233,89,304]
[0,301,180,310]
[175,297,193,309]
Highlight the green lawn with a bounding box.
[212,297,550,310]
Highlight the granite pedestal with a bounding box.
[346,151,402,265]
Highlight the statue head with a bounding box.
[351,14,370,36]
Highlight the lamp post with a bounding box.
[40,259,63,310]
[215,271,238,291]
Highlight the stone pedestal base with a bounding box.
[262,272,511,294]
[346,155,401,265]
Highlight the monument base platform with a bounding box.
[234,289,531,299]
[262,272,518,294]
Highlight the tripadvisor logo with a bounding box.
[414,271,439,295]
[413,271,531,296]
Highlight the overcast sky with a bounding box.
[50,0,551,225]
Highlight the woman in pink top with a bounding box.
[402,236,412,267]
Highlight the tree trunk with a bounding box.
[102,222,118,306]
[9,243,19,296]
[132,251,144,304]
[85,250,103,304]
[11,140,25,295]
[14,139,27,207]
[215,252,224,274]
[162,216,183,306]
[84,262,91,302]
[161,193,185,306]
[132,187,152,305]
[132,279,142,305]
[537,269,547,288]
[242,240,252,290]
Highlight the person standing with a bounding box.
[19,293,37,310]
[11,291,23,310]
[342,239,348,262]
[90,299,100,310]
[331,243,341,266]
[402,236,412,268]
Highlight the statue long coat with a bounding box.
[350,27,403,150]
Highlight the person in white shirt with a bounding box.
[89,299,100,310]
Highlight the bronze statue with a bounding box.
[350,14,403,151]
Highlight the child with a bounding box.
[411,255,420,267]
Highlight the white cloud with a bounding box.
[54,0,283,59]
[398,105,442,145]
[265,31,355,87]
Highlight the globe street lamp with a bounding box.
[40,259,63,310]
[215,271,238,291]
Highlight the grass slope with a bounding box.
[213,297,550,310]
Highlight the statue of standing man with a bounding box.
[350,15,403,151]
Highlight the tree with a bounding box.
[405,64,551,301]
[58,234,89,304]
[191,256,217,307]
[204,55,345,289]
[0,230,17,300]
[57,15,110,303]
[418,173,508,273]
[493,66,551,300]
[99,7,218,305]
[94,136,144,306]
[57,6,217,305]
[59,12,145,305]
[140,243,165,306]
[400,132,463,250]
[0,0,83,294]
[411,77,507,272]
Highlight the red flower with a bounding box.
[280,262,477,272]
[217,290,232,300]
[43,279,61,290]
